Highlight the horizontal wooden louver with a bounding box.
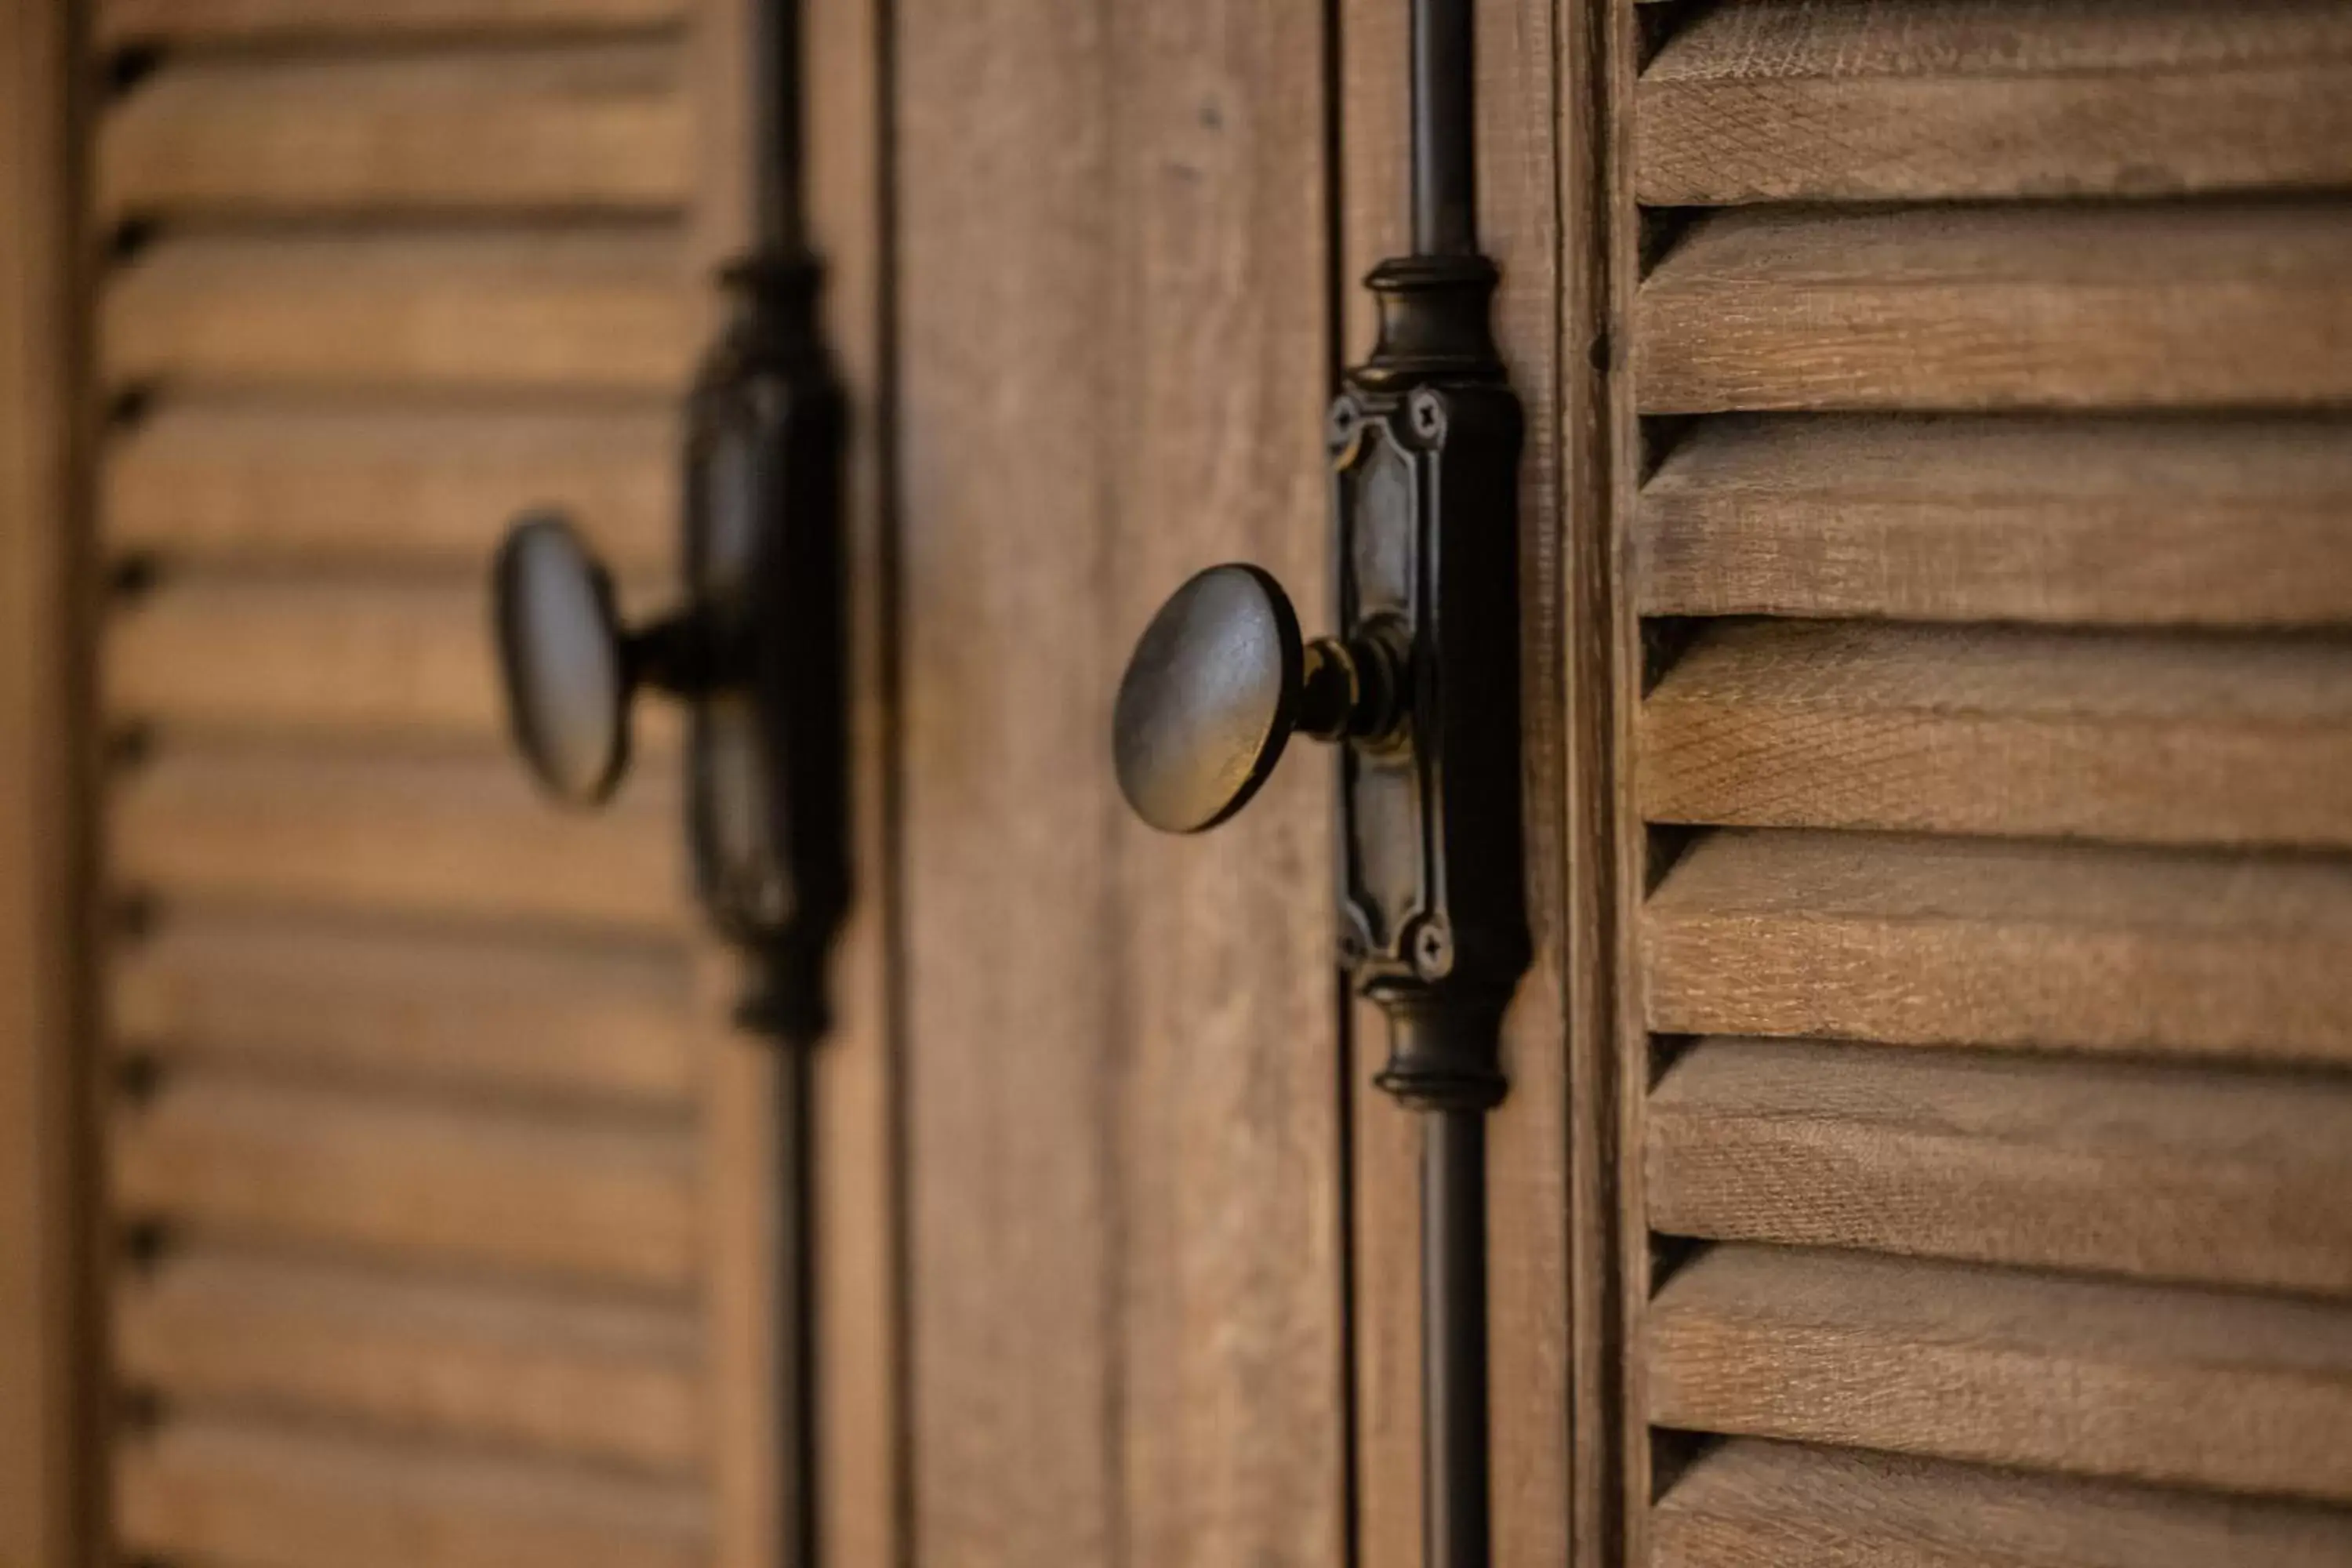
[113,750,684,932]
[105,403,675,571]
[98,45,693,219]
[114,1075,699,1288]
[1653,1440,2352,1568]
[1637,416,2352,626]
[106,231,697,396]
[1637,204,2352,413]
[112,914,696,1107]
[89,6,722,1563]
[1637,0,2352,205]
[107,574,683,746]
[1639,620,2352,847]
[116,1251,704,1471]
[1649,1039,2352,1294]
[1645,829,2352,1062]
[1650,1247,2352,1502]
[100,0,689,47]
[118,1418,709,1568]
[1627,0,2352,1555]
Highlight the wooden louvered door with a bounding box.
[1581,0,2352,1562]
[82,2,892,1566]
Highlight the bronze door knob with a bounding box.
[495,511,662,807]
[1113,562,1400,835]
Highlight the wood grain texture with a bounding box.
[1637,0,2352,204]
[1473,4,1576,1564]
[1648,1243,2352,1501]
[0,0,85,1559]
[1588,0,1652,1559]
[111,747,686,934]
[81,0,752,1559]
[1636,415,2352,626]
[1644,829,2352,1060]
[1338,8,1421,1565]
[1635,203,2352,412]
[1653,1438,2352,1568]
[100,43,691,219]
[97,0,687,45]
[114,1073,699,1288]
[108,575,504,742]
[116,1417,709,1568]
[1649,1036,2352,1294]
[103,231,697,396]
[111,912,694,1108]
[896,1,1120,1544]
[106,572,680,746]
[116,1249,703,1472]
[899,0,1345,1563]
[103,401,674,572]
[1639,619,2352,848]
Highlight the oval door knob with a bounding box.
[493,510,706,808]
[1112,562,1399,834]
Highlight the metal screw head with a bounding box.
[1411,916,1454,980]
[1335,913,1369,970]
[1327,395,1362,451]
[1112,563,1305,835]
[1409,388,1447,441]
[492,510,633,808]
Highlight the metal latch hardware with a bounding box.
[491,1,844,1561]
[1111,3,1527,1563]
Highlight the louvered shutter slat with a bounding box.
[1628,0,2352,1553]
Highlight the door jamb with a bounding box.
[1,0,96,1559]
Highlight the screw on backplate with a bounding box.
[1409,389,1446,440]
[1411,917,1454,980]
[1327,397,1360,449]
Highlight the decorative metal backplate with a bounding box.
[1330,257,1528,1109]
[682,259,849,1036]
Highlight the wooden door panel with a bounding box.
[896,2,1347,1563]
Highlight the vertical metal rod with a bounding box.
[749,0,817,1557]
[1423,1108,1490,1568]
[1407,4,1491,1565]
[772,1026,818,1568]
[1410,0,1476,256]
[750,0,807,255]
